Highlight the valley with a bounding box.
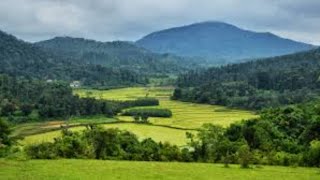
[1,3,320,179]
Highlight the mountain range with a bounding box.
[136,21,314,64]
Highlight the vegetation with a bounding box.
[75,87,257,129]
[22,124,193,147]
[186,101,320,167]
[0,30,147,87]
[122,108,173,118]
[35,37,202,75]
[26,126,185,161]
[174,48,320,110]
[1,159,319,180]
[22,99,320,167]
[0,76,164,123]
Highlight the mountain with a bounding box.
[0,30,147,87]
[136,21,314,64]
[35,37,203,74]
[173,47,320,109]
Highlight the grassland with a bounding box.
[1,159,319,180]
[74,87,257,129]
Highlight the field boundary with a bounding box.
[16,120,198,138]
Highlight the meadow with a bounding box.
[0,159,319,180]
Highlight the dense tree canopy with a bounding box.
[0,30,147,87]
[174,48,320,109]
[35,37,203,75]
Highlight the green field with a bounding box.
[75,87,257,129]
[22,123,194,146]
[0,159,319,180]
[19,87,257,147]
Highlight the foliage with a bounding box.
[26,126,186,162]
[187,101,320,167]
[122,108,172,118]
[0,30,147,87]
[174,48,320,109]
[35,37,201,75]
[0,75,162,121]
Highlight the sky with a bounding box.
[0,0,319,45]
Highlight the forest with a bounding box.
[173,48,320,110]
[0,30,148,87]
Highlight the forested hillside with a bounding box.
[137,22,313,64]
[36,37,202,74]
[173,48,320,109]
[0,74,160,123]
[0,30,147,87]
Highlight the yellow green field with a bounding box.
[1,159,319,180]
[22,123,194,146]
[75,87,257,129]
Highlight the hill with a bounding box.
[173,47,320,109]
[35,37,202,75]
[136,21,314,64]
[0,30,147,87]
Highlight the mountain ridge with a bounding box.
[136,21,314,64]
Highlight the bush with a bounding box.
[238,144,252,168]
[122,108,172,118]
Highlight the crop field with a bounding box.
[74,87,257,129]
[0,159,319,180]
[22,123,194,146]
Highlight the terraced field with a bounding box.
[75,87,257,129]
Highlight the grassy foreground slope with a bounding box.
[1,160,319,180]
[74,87,257,128]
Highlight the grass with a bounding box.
[12,115,117,137]
[0,159,319,180]
[74,87,258,129]
[22,123,194,146]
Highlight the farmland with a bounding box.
[19,87,256,147]
[22,123,193,146]
[0,159,319,180]
[74,87,257,129]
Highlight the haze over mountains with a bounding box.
[136,21,314,64]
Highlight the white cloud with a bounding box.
[0,0,319,44]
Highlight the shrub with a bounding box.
[122,108,172,118]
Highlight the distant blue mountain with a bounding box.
[136,21,314,64]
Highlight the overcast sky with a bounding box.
[0,0,319,45]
